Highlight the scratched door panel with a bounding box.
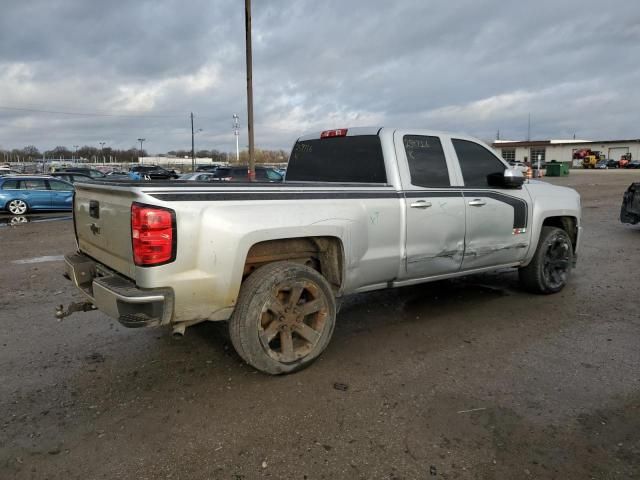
[460,191,530,270]
[404,193,466,277]
[448,137,532,271]
[393,129,466,279]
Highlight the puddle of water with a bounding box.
[0,215,72,227]
[12,255,66,264]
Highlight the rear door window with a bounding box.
[23,179,47,190]
[286,135,387,183]
[452,139,506,187]
[231,168,248,179]
[403,135,451,188]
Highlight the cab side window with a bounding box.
[403,135,450,188]
[452,139,506,188]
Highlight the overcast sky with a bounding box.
[1,0,639,153]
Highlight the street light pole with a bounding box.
[245,0,255,180]
[191,112,195,172]
[137,138,146,164]
[233,114,240,163]
[99,141,106,164]
[73,145,79,164]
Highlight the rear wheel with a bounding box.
[229,261,336,375]
[519,226,573,294]
[7,199,28,215]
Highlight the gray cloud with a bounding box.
[1,0,639,153]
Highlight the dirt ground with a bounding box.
[1,170,639,479]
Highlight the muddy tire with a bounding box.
[229,261,336,375]
[519,226,573,294]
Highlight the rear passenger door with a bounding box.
[450,138,531,270]
[23,179,52,209]
[395,131,466,279]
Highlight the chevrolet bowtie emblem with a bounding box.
[90,223,101,235]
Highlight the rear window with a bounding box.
[286,135,387,183]
[2,179,19,189]
[231,168,248,177]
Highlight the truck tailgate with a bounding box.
[74,183,136,279]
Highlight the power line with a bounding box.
[0,105,187,118]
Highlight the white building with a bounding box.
[492,139,640,166]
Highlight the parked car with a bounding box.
[130,165,179,180]
[625,160,640,169]
[0,176,74,214]
[196,164,224,172]
[620,182,640,224]
[55,167,106,179]
[606,159,619,169]
[178,172,216,181]
[212,166,284,182]
[51,172,94,183]
[61,127,581,374]
[595,159,609,169]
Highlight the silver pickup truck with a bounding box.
[61,127,582,374]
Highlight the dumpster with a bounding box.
[545,161,570,177]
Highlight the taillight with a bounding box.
[320,128,348,138]
[131,203,176,266]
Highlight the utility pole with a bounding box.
[233,114,240,163]
[527,113,531,141]
[191,112,195,172]
[73,145,79,163]
[245,0,255,180]
[137,138,145,163]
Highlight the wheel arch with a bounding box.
[541,215,578,252]
[242,236,345,294]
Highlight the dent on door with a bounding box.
[461,191,529,268]
[405,194,466,276]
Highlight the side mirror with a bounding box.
[487,168,525,189]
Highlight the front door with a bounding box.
[395,131,466,279]
[47,179,74,210]
[450,138,532,270]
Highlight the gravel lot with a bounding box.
[1,170,639,479]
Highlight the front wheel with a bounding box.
[7,199,28,215]
[229,261,337,375]
[519,226,573,294]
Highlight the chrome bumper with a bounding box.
[64,252,174,327]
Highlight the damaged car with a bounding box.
[620,182,640,225]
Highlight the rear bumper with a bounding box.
[64,252,174,327]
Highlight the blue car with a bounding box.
[0,176,74,215]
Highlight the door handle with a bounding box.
[468,199,486,207]
[410,200,432,209]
